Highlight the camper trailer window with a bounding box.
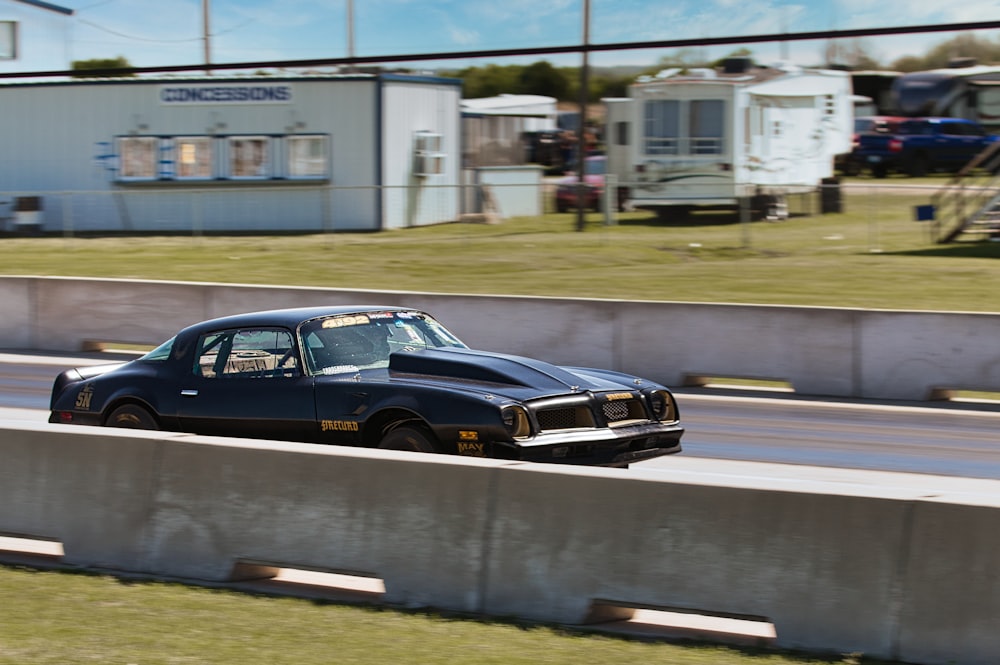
[174,137,213,179]
[614,121,629,146]
[644,100,680,155]
[0,21,15,59]
[288,135,329,178]
[689,100,724,155]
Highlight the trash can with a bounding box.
[819,177,842,214]
[14,196,42,235]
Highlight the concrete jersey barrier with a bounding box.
[1,422,999,665]
[3,275,1000,401]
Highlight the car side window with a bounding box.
[194,328,299,379]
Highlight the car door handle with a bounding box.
[180,389,199,397]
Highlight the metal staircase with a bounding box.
[931,141,1000,243]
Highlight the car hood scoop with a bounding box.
[389,347,609,391]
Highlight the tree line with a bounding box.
[440,33,1000,102]
[71,32,1000,98]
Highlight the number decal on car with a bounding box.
[322,315,370,329]
[75,385,94,410]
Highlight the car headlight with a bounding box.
[501,405,532,438]
[647,389,677,421]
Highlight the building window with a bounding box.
[118,137,159,180]
[0,21,16,60]
[287,135,329,178]
[113,133,333,183]
[229,136,270,178]
[414,131,445,176]
[174,137,213,179]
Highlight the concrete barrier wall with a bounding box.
[2,423,1000,665]
[6,275,1000,400]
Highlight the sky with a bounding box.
[48,0,1000,72]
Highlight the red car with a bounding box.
[555,155,606,212]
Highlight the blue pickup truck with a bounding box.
[853,117,999,177]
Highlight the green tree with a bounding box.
[823,39,882,70]
[519,60,569,98]
[650,47,711,74]
[454,63,522,98]
[890,33,1000,71]
[71,56,135,78]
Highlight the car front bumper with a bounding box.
[507,422,684,467]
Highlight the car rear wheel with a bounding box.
[378,425,437,453]
[106,404,158,430]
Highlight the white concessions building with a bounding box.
[0,73,463,233]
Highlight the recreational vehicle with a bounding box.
[890,62,1000,132]
[604,59,853,220]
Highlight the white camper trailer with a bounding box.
[605,59,853,220]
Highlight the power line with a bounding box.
[73,17,256,46]
[6,19,1000,79]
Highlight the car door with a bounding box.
[176,326,317,442]
[955,122,987,166]
[940,121,976,167]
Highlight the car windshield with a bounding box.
[140,336,175,361]
[299,310,467,376]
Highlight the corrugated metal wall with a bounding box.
[0,74,462,233]
[380,78,461,230]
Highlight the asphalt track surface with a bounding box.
[4,350,1000,479]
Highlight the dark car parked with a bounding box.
[50,306,684,467]
[836,116,905,176]
[853,117,999,177]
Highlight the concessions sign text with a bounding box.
[160,84,293,105]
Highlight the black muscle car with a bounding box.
[49,306,683,466]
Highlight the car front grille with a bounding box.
[602,397,647,424]
[533,397,649,432]
[536,405,595,431]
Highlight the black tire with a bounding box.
[106,404,158,430]
[555,200,569,213]
[378,425,437,453]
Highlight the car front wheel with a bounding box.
[378,424,437,453]
[106,404,159,429]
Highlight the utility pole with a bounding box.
[574,0,590,232]
[203,0,212,75]
[347,0,355,58]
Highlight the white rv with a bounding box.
[605,59,853,219]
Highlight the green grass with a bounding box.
[0,566,885,665]
[1,182,999,313]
